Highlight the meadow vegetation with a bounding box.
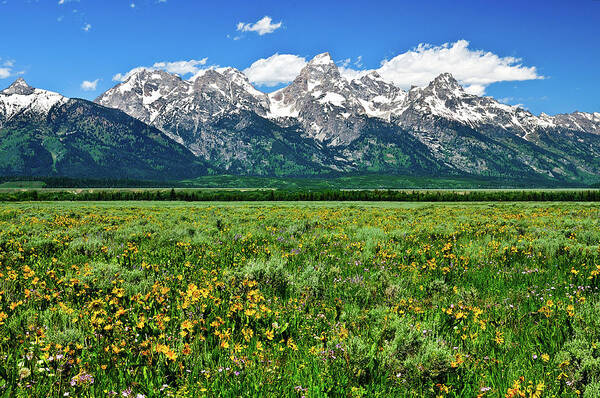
[1,202,600,397]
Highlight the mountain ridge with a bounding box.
[94,53,600,182]
[1,53,600,183]
[0,78,208,179]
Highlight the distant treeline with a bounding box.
[1,189,600,202]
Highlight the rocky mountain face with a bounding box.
[94,68,321,175]
[391,73,600,179]
[267,53,370,146]
[96,68,269,149]
[0,79,207,179]
[550,112,600,135]
[349,71,407,120]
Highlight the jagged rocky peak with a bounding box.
[348,71,407,120]
[268,52,346,116]
[121,69,183,93]
[294,52,344,90]
[268,52,372,145]
[309,52,335,66]
[399,72,486,120]
[360,70,384,82]
[432,72,459,85]
[192,66,264,96]
[190,68,222,87]
[270,52,355,111]
[354,70,404,95]
[425,72,466,97]
[304,52,338,75]
[96,68,184,108]
[191,67,269,114]
[217,66,260,87]
[0,77,67,121]
[2,77,36,95]
[130,68,176,81]
[549,110,600,135]
[95,64,272,150]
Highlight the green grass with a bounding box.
[1,202,599,397]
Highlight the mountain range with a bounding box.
[2,52,600,183]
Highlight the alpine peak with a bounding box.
[2,77,35,95]
[430,72,462,88]
[126,68,179,83]
[365,71,383,80]
[308,52,334,66]
[422,72,466,100]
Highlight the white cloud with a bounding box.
[338,56,369,81]
[498,97,514,104]
[341,40,542,94]
[338,67,369,82]
[82,23,92,32]
[243,54,306,86]
[80,79,99,91]
[0,58,23,80]
[0,68,11,79]
[112,58,209,82]
[153,59,208,75]
[242,41,541,94]
[58,0,79,4]
[463,84,486,96]
[236,16,282,36]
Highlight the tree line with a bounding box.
[1,189,600,202]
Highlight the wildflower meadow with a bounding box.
[1,201,600,397]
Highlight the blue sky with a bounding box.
[0,0,598,115]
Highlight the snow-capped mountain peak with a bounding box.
[349,71,407,120]
[0,78,67,123]
[308,52,335,66]
[2,77,36,95]
[394,72,569,141]
[547,111,600,135]
[424,72,466,99]
[267,52,371,144]
[95,65,270,152]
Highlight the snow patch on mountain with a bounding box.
[318,92,346,107]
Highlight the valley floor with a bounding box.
[1,202,599,396]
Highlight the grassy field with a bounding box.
[1,202,600,397]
